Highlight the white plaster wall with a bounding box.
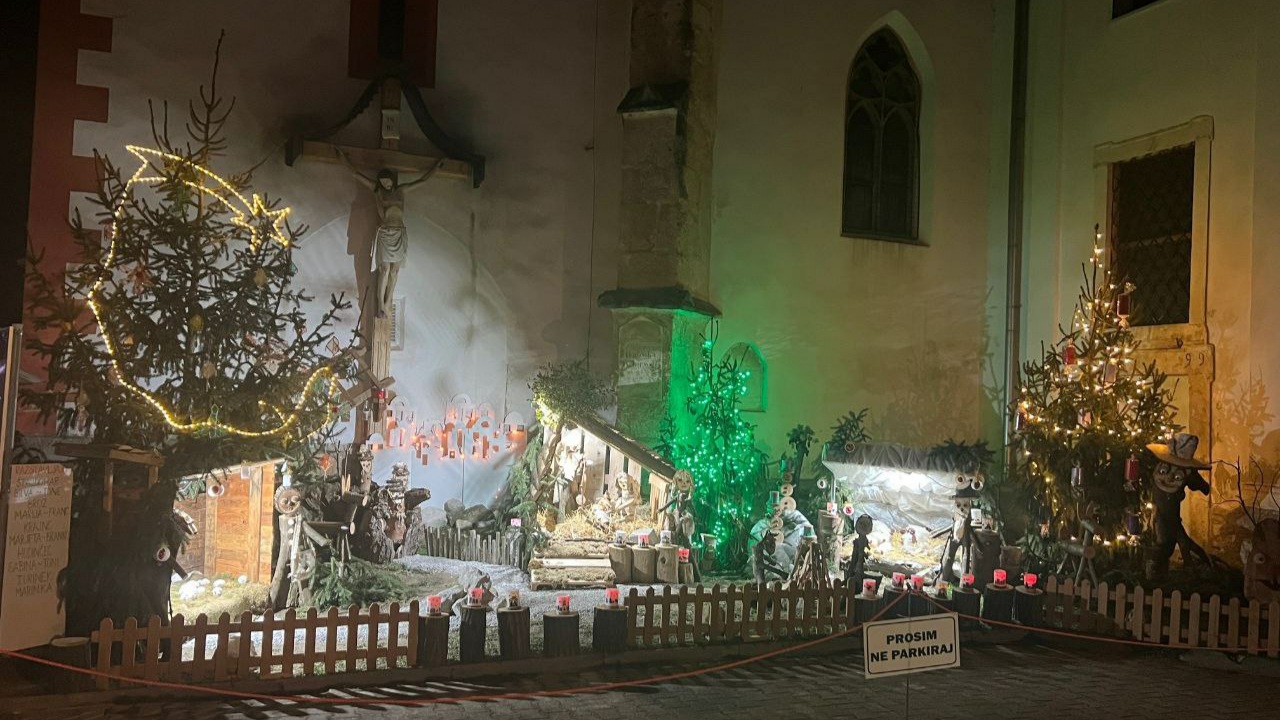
[73,0,625,508]
[708,1,999,454]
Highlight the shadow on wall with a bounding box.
[862,337,983,446]
[1210,367,1280,564]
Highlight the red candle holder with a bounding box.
[961,573,975,589]
[1024,573,1038,589]
[678,548,691,562]
[993,568,1008,586]
[911,575,924,592]
[862,579,878,597]
[891,572,906,589]
[1063,345,1077,366]
[639,534,650,548]
[1124,455,1140,482]
[469,588,485,606]
[605,588,620,606]
[427,595,443,615]
[827,501,837,514]
[556,595,572,614]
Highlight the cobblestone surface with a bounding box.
[11,641,1280,720]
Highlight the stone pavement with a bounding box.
[8,641,1279,720]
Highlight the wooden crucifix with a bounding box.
[288,73,481,443]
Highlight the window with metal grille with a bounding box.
[843,28,920,242]
[1108,143,1194,326]
[1113,0,1164,19]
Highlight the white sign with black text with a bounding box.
[0,464,73,651]
[863,613,960,679]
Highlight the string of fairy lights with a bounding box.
[1012,228,1176,536]
[85,146,340,438]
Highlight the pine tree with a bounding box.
[22,38,350,627]
[1010,228,1177,540]
[660,326,764,568]
[24,38,349,479]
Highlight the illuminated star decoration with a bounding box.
[84,146,336,438]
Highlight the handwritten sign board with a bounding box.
[863,613,960,679]
[0,464,72,650]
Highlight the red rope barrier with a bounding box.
[0,592,908,707]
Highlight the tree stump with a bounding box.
[904,591,934,618]
[951,587,982,630]
[497,607,531,660]
[981,583,1015,623]
[854,594,884,625]
[416,614,450,667]
[1014,586,1045,627]
[459,605,490,663]
[543,611,580,658]
[655,544,679,584]
[882,587,909,619]
[678,560,695,584]
[608,544,633,584]
[592,604,628,654]
[632,546,657,584]
[47,637,93,693]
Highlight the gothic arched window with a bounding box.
[843,28,920,241]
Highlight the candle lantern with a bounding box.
[1024,573,1038,589]
[510,517,522,528]
[660,530,673,544]
[993,568,1008,586]
[605,588,620,606]
[639,534,650,548]
[1064,345,1077,366]
[507,590,521,608]
[614,530,626,545]
[910,575,924,592]
[862,579,878,597]
[468,588,485,606]
[961,573,975,589]
[678,548,691,563]
[891,572,906,590]
[826,501,837,514]
[1124,455,1140,482]
[556,595,572,614]
[427,595,443,615]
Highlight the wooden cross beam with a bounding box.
[292,140,471,181]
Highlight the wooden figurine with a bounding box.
[1146,433,1213,578]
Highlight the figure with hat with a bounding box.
[938,474,982,584]
[1146,432,1213,578]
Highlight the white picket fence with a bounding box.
[1043,576,1280,656]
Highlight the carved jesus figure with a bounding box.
[338,150,444,317]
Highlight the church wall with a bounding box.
[33,0,627,509]
[707,1,1001,456]
[1022,0,1280,558]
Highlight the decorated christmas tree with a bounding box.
[1010,227,1178,543]
[660,326,765,568]
[22,38,350,627]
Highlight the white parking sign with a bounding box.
[863,613,960,679]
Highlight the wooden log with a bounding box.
[679,561,695,585]
[47,637,94,693]
[415,614,449,667]
[655,544,679,584]
[952,587,983,629]
[1015,587,1045,627]
[882,587,909,619]
[497,607,531,661]
[904,591,934,618]
[543,612,581,658]
[609,544,633,584]
[459,606,489,663]
[982,583,1016,623]
[593,604,629,654]
[632,546,657,584]
[854,594,883,625]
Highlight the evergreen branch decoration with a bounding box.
[1009,226,1178,538]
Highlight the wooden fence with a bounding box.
[421,528,524,567]
[1043,576,1280,657]
[90,602,419,690]
[624,582,861,649]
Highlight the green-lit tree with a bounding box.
[22,38,350,629]
[1010,230,1178,545]
[660,326,765,569]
